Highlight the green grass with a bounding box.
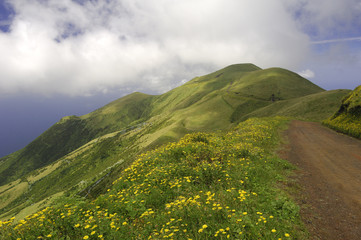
[323,85,361,138]
[0,117,307,239]
[239,89,350,122]
[0,93,155,186]
[0,63,348,225]
[0,126,144,219]
[227,68,324,101]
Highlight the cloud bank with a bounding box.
[0,0,312,96]
[0,0,360,96]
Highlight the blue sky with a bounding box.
[0,0,360,157]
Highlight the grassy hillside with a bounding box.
[0,117,307,239]
[323,85,361,138]
[227,67,324,100]
[238,89,351,122]
[0,93,155,185]
[0,63,348,223]
[0,118,177,222]
[138,64,327,147]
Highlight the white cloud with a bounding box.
[298,69,315,79]
[0,0,321,96]
[285,0,361,39]
[285,0,361,90]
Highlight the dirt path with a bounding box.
[280,120,361,240]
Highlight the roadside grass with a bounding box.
[0,117,306,239]
[323,85,361,139]
[323,114,361,139]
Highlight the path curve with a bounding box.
[280,120,361,240]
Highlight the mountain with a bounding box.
[323,85,361,139]
[0,63,349,221]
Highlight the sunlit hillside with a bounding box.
[324,85,361,139]
[0,117,307,239]
[0,64,349,229]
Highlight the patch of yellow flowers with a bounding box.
[1,117,299,239]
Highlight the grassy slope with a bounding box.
[140,64,326,147]
[0,63,347,222]
[228,67,324,100]
[0,126,146,220]
[240,89,351,122]
[0,117,307,239]
[323,85,361,138]
[0,93,155,185]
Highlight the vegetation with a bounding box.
[0,117,306,239]
[0,64,329,187]
[240,89,351,122]
[323,85,361,139]
[0,63,350,234]
[0,126,143,220]
[0,93,155,186]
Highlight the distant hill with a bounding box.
[324,85,361,139]
[0,63,349,221]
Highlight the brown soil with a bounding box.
[279,120,361,240]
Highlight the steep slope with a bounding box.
[324,85,361,138]
[0,127,143,218]
[0,93,155,185]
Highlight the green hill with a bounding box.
[0,92,155,185]
[237,89,351,122]
[0,63,349,223]
[324,85,361,138]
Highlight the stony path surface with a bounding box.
[280,120,361,240]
